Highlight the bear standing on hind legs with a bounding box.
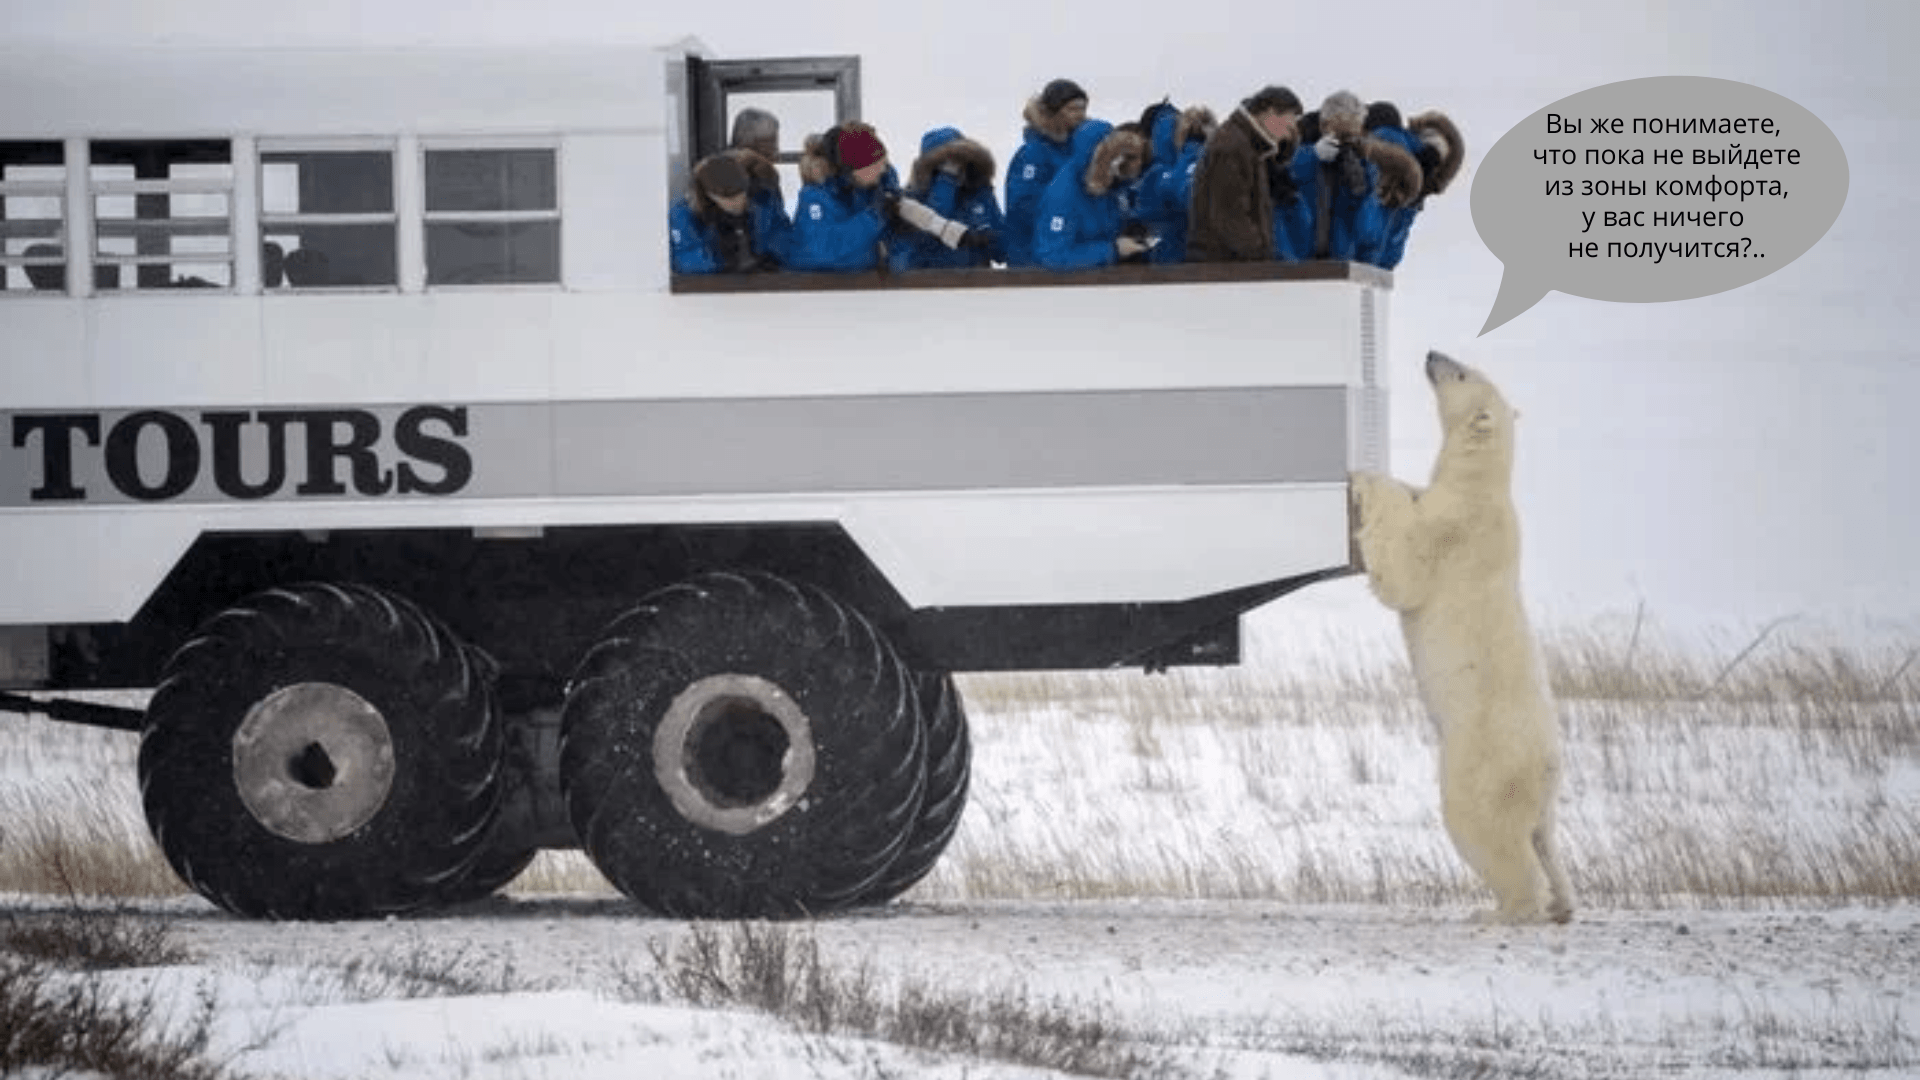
[1350,351,1575,925]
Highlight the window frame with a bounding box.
[87,138,236,294]
[0,141,69,297]
[418,135,563,291]
[257,136,402,294]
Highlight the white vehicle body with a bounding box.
[0,37,1394,920]
[0,39,1387,683]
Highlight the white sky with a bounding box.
[6,0,1917,636]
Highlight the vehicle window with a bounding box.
[724,90,839,205]
[260,144,398,289]
[90,139,233,291]
[0,141,66,294]
[423,146,559,286]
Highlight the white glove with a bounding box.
[1115,236,1150,258]
[894,195,970,249]
[1314,135,1343,162]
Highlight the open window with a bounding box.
[685,55,861,198]
[90,139,234,291]
[0,141,66,295]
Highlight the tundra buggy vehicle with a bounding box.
[0,41,1391,920]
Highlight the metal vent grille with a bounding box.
[1355,288,1388,473]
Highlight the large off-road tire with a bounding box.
[855,672,972,905]
[560,571,924,918]
[435,832,539,906]
[138,583,504,920]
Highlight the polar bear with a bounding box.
[1350,351,1573,925]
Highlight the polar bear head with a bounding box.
[1425,350,1515,484]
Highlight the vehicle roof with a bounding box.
[0,40,701,138]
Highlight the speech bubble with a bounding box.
[1472,76,1848,335]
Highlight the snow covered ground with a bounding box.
[4,612,1918,1078]
[21,896,1916,1079]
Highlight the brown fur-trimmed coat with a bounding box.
[1187,106,1290,262]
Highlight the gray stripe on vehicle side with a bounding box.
[537,388,1348,496]
[0,388,1348,505]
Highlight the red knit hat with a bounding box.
[835,124,887,171]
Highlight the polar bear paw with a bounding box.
[1349,471,1426,611]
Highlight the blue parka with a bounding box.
[1270,162,1314,262]
[1365,123,1427,269]
[1004,125,1076,268]
[787,159,903,273]
[667,177,792,274]
[1288,142,1390,264]
[1034,120,1137,272]
[1134,105,1206,264]
[890,127,1008,271]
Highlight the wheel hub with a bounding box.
[232,682,396,843]
[654,673,816,835]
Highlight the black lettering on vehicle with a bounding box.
[203,411,297,500]
[394,405,473,496]
[104,411,199,502]
[12,414,101,501]
[279,409,396,497]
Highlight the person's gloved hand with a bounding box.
[1115,236,1150,260]
[958,228,999,251]
[1314,135,1343,163]
[894,195,971,248]
[873,190,902,224]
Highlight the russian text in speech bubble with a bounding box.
[1472,76,1847,336]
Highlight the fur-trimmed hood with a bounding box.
[732,147,780,194]
[1023,95,1081,145]
[1357,135,1424,210]
[1141,102,1217,168]
[1174,105,1217,151]
[1067,120,1147,197]
[908,127,996,193]
[798,125,897,187]
[798,131,836,186]
[688,148,779,219]
[1409,110,1465,195]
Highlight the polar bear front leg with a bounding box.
[1533,803,1576,924]
[1350,471,1435,612]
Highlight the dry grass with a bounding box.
[927,615,1920,909]
[1,906,226,1079]
[2,615,1916,911]
[629,920,1167,1077]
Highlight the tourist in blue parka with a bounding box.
[1289,91,1421,265]
[1363,102,1425,270]
[890,127,1007,271]
[1003,78,1089,268]
[1033,118,1151,271]
[1268,110,1314,261]
[1363,101,1466,270]
[1133,100,1216,264]
[668,150,789,274]
[786,122,904,273]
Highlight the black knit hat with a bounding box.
[1040,78,1088,113]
